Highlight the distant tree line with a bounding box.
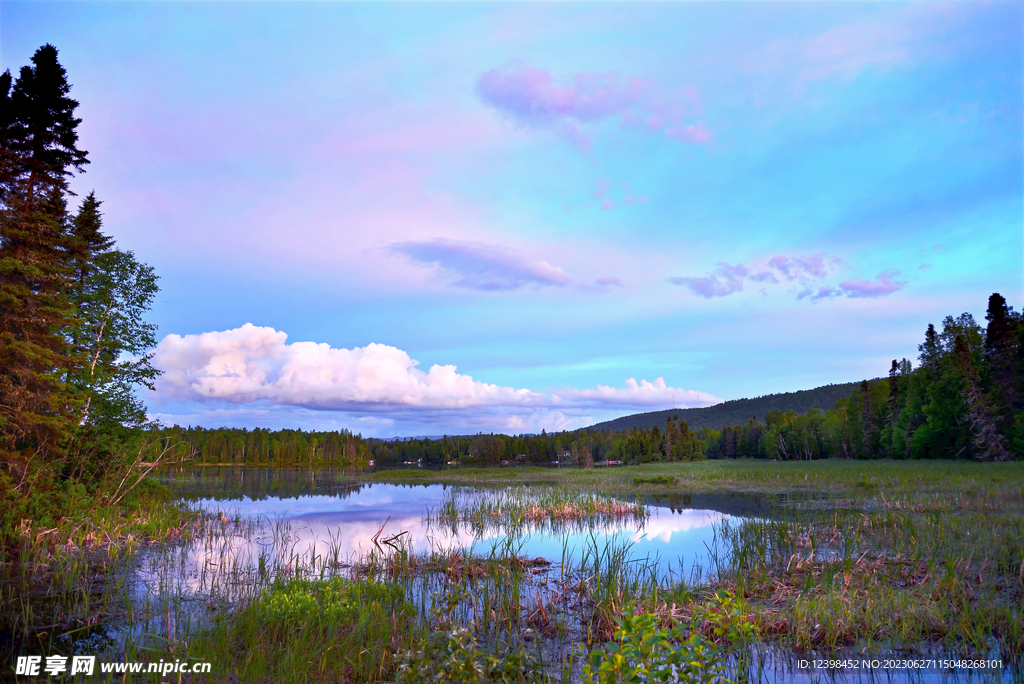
[161,415,713,467]
[151,426,371,466]
[366,425,707,467]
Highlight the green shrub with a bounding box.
[252,575,406,626]
[396,628,538,684]
[583,592,755,684]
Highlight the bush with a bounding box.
[396,628,538,684]
[583,592,755,684]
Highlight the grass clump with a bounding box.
[708,494,1024,661]
[633,476,677,486]
[194,576,417,682]
[428,486,647,537]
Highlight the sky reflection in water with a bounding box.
[185,483,730,578]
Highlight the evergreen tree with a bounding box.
[919,323,941,373]
[5,45,88,207]
[0,45,88,463]
[984,293,1020,434]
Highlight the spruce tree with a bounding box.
[984,293,1019,430]
[0,45,88,463]
[918,324,941,372]
[6,44,88,207]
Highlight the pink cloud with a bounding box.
[665,122,713,144]
[838,269,907,298]
[670,262,748,298]
[390,238,573,291]
[768,252,835,280]
[476,65,648,123]
[476,63,712,147]
[797,286,838,301]
[555,377,721,409]
[153,325,722,417]
[601,199,615,211]
[596,277,623,287]
[749,270,779,283]
[671,252,907,302]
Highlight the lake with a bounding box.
[150,467,753,586]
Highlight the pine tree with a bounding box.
[984,293,1019,431]
[919,323,941,372]
[5,45,88,208]
[0,45,89,463]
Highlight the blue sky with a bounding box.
[4,2,1022,436]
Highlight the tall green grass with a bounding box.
[426,486,648,538]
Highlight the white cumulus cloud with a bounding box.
[555,377,719,408]
[153,323,545,411]
[151,325,722,432]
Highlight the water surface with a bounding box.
[153,467,751,580]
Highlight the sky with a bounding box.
[3,1,1022,437]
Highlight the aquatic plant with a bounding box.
[426,486,648,537]
[583,592,756,684]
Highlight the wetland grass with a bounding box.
[4,459,1021,681]
[426,486,648,537]
[0,481,200,666]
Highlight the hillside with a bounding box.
[586,380,870,433]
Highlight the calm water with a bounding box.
[151,467,761,581]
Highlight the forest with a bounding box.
[159,298,1023,467]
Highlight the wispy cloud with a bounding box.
[476,63,712,149]
[151,325,722,433]
[669,262,748,298]
[767,253,836,280]
[390,238,573,291]
[669,253,906,302]
[755,20,914,84]
[797,286,838,301]
[838,269,907,298]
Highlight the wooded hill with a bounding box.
[588,381,870,433]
